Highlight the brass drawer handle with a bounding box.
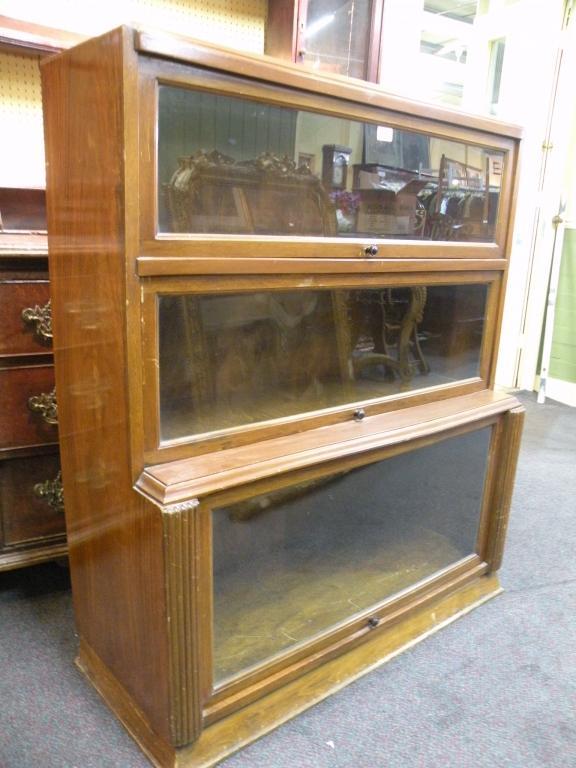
[22,299,53,343]
[28,387,58,425]
[33,470,64,512]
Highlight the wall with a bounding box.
[0,0,267,188]
[0,52,44,188]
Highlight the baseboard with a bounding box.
[540,377,576,407]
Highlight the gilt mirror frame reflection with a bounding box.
[137,58,517,263]
[140,271,501,464]
[164,150,337,236]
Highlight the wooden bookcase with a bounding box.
[41,27,524,768]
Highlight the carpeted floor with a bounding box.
[1,391,575,768]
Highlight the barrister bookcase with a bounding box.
[41,27,524,768]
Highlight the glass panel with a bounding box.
[158,85,503,240]
[301,0,373,79]
[158,283,488,441]
[212,427,491,683]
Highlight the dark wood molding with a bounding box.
[485,405,526,571]
[0,539,66,572]
[136,391,519,506]
[162,500,203,745]
[0,15,84,56]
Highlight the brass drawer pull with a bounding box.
[22,299,53,343]
[28,387,59,425]
[33,470,64,512]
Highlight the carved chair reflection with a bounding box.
[164,152,430,427]
[351,288,430,390]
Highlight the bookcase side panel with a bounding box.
[41,28,172,744]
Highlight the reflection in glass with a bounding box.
[158,85,503,240]
[301,0,373,79]
[212,427,491,682]
[158,284,487,441]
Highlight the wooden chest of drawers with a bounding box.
[0,194,67,571]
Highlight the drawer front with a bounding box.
[0,280,52,357]
[0,453,65,546]
[0,365,58,450]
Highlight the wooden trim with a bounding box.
[0,539,67,572]
[478,276,502,383]
[0,442,59,460]
[138,70,158,254]
[474,421,501,559]
[484,405,525,571]
[77,638,176,768]
[139,240,505,264]
[145,380,488,466]
[492,140,516,254]
[162,501,202,746]
[488,141,523,389]
[144,57,518,150]
[136,391,519,506]
[0,232,47,257]
[42,25,173,744]
[121,25,148,484]
[0,15,84,55]
[173,574,502,767]
[205,558,488,721]
[144,271,501,292]
[137,257,507,277]
[197,507,214,706]
[195,416,499,514]
[366,0,385,83]
[265,0,299,63]
[134,29,522,139]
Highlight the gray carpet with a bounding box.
[1,391,575,768]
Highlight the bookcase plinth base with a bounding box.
[77,573,502,768]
